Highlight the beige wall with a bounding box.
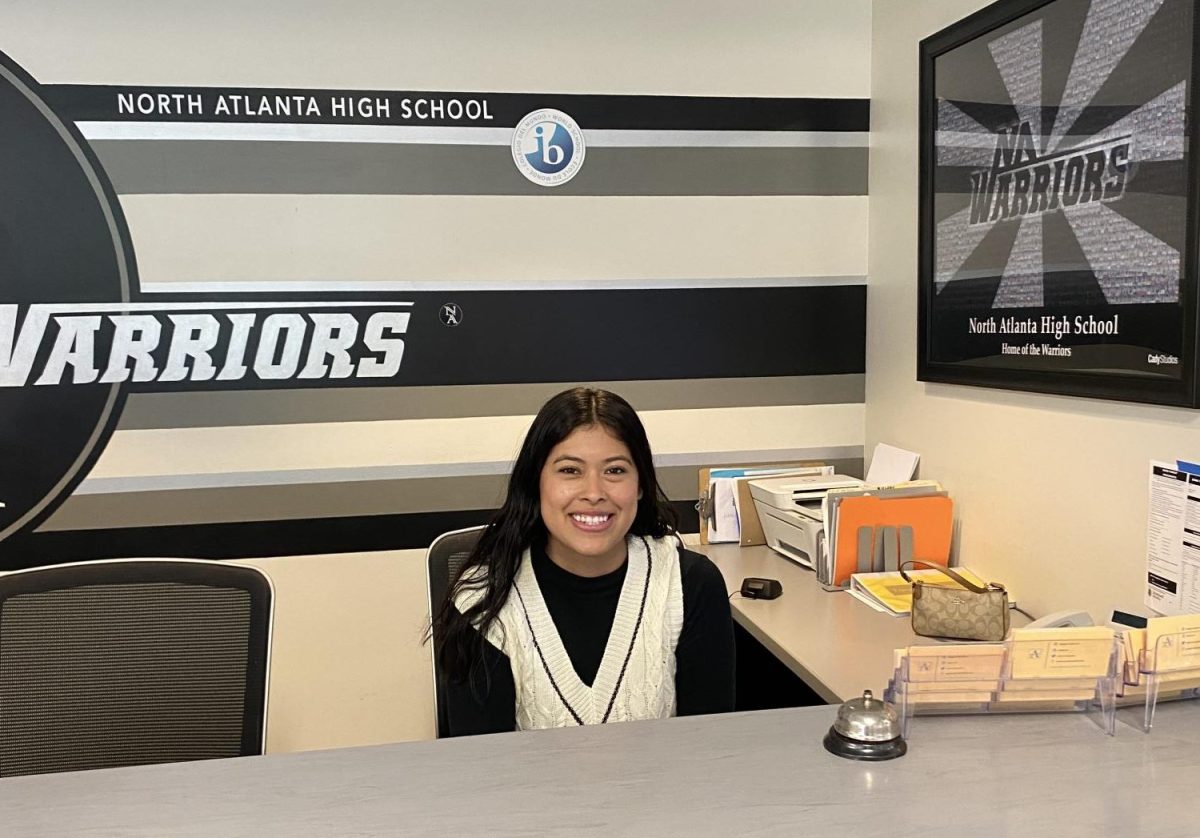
[8,0,870,95]
[238,551,433,751]
[866,0,1200,623]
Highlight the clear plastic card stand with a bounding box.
[885,638,1119,739]
[1125,631,1200,732]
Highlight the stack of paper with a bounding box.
[864,443,920,485]
[897,644,1005,705]
[996,626,1115,704]
[893,626,1118,712]
[1145,612,1200,673]
[1116,613,1200,702]
[848,567,986,616]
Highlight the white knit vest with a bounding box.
[457,535,684,730]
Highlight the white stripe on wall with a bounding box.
[119,194,869,284]
[138,276,866,294]
[78,122,870,148]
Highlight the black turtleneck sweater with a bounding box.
[444,541,735,736]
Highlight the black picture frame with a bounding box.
[918,0,1200,406]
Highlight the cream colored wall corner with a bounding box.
[866,0,1200,623]
[238,551,435,750]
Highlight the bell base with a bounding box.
[822,727,907,761]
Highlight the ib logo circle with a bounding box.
[511,109,585,187]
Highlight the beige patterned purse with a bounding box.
[902,561,1010,642]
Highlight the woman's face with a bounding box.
[539,424,641,576]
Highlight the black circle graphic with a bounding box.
[439,303,463,327]
[0,53,135,554]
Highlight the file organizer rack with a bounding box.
[1126,631,1200,732]
[885,638,1120,738]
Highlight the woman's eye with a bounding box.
[606,466,628,475]
[558,466,580,475]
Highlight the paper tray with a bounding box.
[1124,631,1200,732]
[884,637,1120,738]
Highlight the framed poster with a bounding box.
[918,0,1200,406]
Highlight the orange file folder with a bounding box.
[832,495,953,586]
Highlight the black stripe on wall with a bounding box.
[6,502,702,568]
[46,85,869,132]
[117,285,866,392]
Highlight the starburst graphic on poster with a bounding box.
[932,0,1184,310]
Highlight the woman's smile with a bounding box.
[569,512,615,530]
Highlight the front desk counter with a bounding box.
[698,542,922,703]
[3,702,1198,837]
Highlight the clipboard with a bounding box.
[831,495,953,586]
[697,462,829,545]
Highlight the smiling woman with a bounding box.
[430,387,735,735]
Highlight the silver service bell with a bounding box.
[822,689,907,761]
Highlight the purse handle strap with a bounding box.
[899,560,1000,594]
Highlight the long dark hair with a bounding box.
[430,387,678,684]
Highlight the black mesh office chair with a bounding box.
[0,559,273,777]
[426,525,485,738]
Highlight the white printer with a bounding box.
[748,473,864,569]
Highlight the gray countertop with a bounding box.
[3,701,1198,837]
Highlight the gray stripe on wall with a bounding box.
[90,141,868,196]
[40,459,863,532]
[40,474,508,531]
[116,375,866,430]
[654,447,864,469]
[72,447,865,498]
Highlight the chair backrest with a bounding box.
[426,525,485,738]
[0,558,273,777]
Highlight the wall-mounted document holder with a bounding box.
[1115,620,1200,732]
[885,627,1120,739]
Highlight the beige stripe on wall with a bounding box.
[118,194,868,285]
[5,1,870,98]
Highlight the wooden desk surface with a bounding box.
[3,702,1198,837]
[698,543,924,703]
